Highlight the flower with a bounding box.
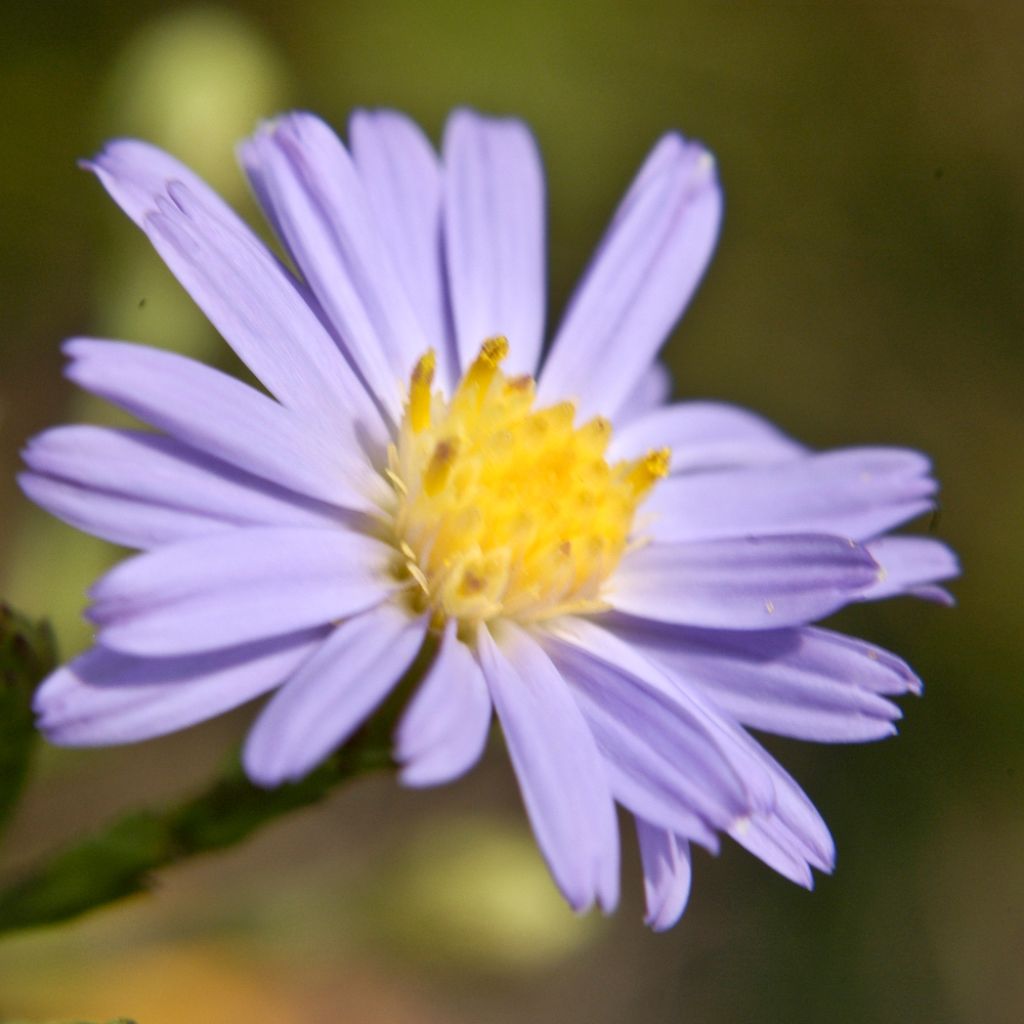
[22,108,957,928]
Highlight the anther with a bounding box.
[424,437,459,496]
[462,336,509,401]
[480,335,509,364]
[625,447,671,498]
[409,349,436,433]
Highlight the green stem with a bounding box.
[0,612,437,937]
[0,732,393,936]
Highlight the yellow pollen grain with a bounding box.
[390,341,670,625]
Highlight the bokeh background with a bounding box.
[1,2,1021,1021]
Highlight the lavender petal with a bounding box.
[443,109,546,377]
[87,146,382,444]
[862,536,960,603]
[645,447,936,544]
[542,617,771,844]
[610,535,881,629]
[395,620,492,788]
[728,745,836,891]
[478,623,619,913]
[608,615,918,742]
[349,108,456,391]
[18,472,229,550]
[89,527,394,656]
[244,604,428,785]
[22,426,345,547]
[609,400,806,470]
[240,113,428,417]
[35,629,326,746]
[86,138,258,233]
[63,338,389,512]
[538,134,721,420]
[636,820,693,931]
[614,363,673,425]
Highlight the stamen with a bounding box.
[626,448,671,498]
[409,350,436,433]
[459,335,509,413]
[424,437,459,496]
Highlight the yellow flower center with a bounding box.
[387,337,668,625]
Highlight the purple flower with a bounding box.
[22,108,957,928]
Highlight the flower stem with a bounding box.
[0,611,439,937]
[0,726,393,936]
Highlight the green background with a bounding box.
[1,2,1021,1021]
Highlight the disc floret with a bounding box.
[389,338,668,625]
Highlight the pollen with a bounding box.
[389,339,669,624]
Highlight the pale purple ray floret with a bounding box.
[21,107,958,929]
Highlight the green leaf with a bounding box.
[0,603,57,836]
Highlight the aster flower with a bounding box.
[22,108,957,928]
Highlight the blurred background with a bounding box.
[0,1,1021,1021]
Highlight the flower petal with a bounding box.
[477,623,618,913]
[541,617,770,845]
[614,363,673,425]
[244,604,427,786]
[538,134,721,420]
[394,620,492,787]
[240,113,429,418]
[90,527,395,656]
[34,629,326,746]
[636,820,692,931]
[645,448,936,544]
[609,400,806,471]
[733,817,813,887]
[22,426,346,548]
[349,108,457,391]
[610,535,881,629]
[85,138,252,232]
[443,109,546,377]
[608,614,917,742]
[18,472,225,550]
[604,613,840,882]
[862,536,959,604]
[730,745,834,887]
[63,339,388,512]
[88,145,382,444]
